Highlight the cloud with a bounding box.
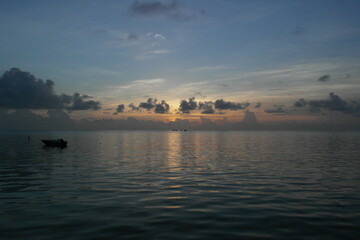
[318,74,330,82]
[198,101,215,114]
[179,97,197,114]
[138,98,156,111]
[294,92,360,116]
[214,99,249,110]
[135,50,172,60]
[128,103,139,111]
[129,98,170,114]
[264,105,287,114]
[129,0,201,21]
[0,109,76,131]
[117,78,166,89]
[66,93,101,111]
[113,104,125,114]
[242,111,258,125]
[47,109,72,121]
[294,98,307,107]
[189,66,235,72]
[94,28,139,44]
[130,0,177,15]
[154,100,170,114]
[291,26,305,35]
[1,106,358,131]
[0,68,101,111]
[254,102,262,108]
[177,98,250,114]
[127,33,139,41]
[146,32,166,48]
[147,32,166,40]
[0,68,67,109]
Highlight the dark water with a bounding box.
[1,131,360,240]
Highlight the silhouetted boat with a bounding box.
[42,139,67,148]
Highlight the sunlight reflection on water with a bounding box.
[1,131,360,239]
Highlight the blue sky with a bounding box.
[1,0,360,126]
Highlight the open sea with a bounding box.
[0,131,360,240]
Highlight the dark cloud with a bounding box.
[264,105,287,114]
[294,98,307,107]
[0,109,76,131]
[127,33,139,41]
[66,93,101,111]
[0,68,101,111]
[154,100,170,114]
[1,108,359,131]
[129,0,200,21]
[291,26,305,35]
[113,104,125,114]
[138,98,156,111]
[318,74,330,82]
[128,103,139,111]
[130,0,177,15]
[218,84,229,87]
[129,98,170,114]
[47,109,72,121]
[0,68,69,109]
[242,111,258,125]
[214,99,249,110]
[295,92,360,116]
[179,97,197,114]
[198,101,215,114]
[254,102,262,108]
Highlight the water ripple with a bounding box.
[1,131,360,239]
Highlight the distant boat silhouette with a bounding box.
[42,139,67,148]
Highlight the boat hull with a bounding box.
[41,140,67,148]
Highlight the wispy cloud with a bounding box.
[135,50,172,60]
[118,78,166,89]
[147,32,166,40]
[94,27,139,48]
[188,66,236,72]
[146,32,167,48]
[129,0,203,22]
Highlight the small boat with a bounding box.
[42,139,67,148]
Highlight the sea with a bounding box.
[0,131,360,240]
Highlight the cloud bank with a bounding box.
[129,0,202,21]
[1,109,359,131]
[0,68,101,111]
[294,92,360,116]
[177,97,250,114]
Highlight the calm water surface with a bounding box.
[1,131,360,239]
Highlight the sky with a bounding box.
[0,0,360,130]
